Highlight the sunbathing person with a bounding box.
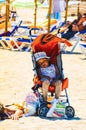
[59,13,86,40]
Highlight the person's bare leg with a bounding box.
[47,80,62,117]
[42,80,50,101]
[54,80,62,99]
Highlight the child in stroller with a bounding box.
[34,51,62,102]
[31,33,75,118]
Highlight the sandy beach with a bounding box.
[0,5,86,130]
[0,45,86,130]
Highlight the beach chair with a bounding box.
[79,43,86,56]
[56,25,86,53]
[0,21,31,51]
[52,21,66,35]
[0,37,20,51]
[70,30,86,53]
[0,20,22,36]
[0,36,32,51]
[0,22,41,51]
[9,27,41,51]
[28,21,66,43]
[28,19,58,33]
[15,19,58,42]
[10,19,58,42]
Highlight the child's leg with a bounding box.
[42,80,50,101]
[54,80,62,99]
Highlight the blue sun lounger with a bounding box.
[79,44,86,56]
[0,21,22,36]
[70,30,86,53]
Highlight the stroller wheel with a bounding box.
[65,106,75,119]
[37,106,49,117]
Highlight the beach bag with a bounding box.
[25,92,38,105]
[23,92,38,116]
[23,104,37,117]
[46,102,66,118]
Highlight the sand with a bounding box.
[0,6,86,130]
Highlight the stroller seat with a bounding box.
[33,75,68,94]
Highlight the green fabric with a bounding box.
[56,103,66,108]
[11,1,41,8]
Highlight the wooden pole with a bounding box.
[34,0,37,33]
[77,2,80,19]
[5,0,10,32]
[65,0,69,22]
[48,0,52,33]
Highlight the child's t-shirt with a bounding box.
[40,64,56,79]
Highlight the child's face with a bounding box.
[37,58,49,68]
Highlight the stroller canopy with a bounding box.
[32,33,72,64]
[32,33,62,64]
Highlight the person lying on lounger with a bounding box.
[59,13,86,40]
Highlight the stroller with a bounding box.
[31,33,75,118]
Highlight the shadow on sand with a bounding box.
[39,116,82,121]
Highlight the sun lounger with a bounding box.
[0,20,22,36]
[27,19,58,32]
[56,22,86,53]
[79,43,86,56]
[0,21,40,51]
[70,30,86,53]
[28,20,64,41]
[0,36,32,51]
